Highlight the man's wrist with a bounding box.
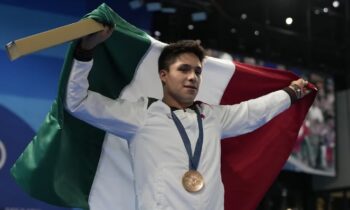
[289,84,303,99]
[74,40,94,61]
[283,86,298,104]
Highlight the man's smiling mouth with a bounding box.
[184,85,197,90]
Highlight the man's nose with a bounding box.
[187,70,198,81]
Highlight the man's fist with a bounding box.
[80,25,114,50]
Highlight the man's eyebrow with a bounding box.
[180,64,202,67]
[178,64,191,68]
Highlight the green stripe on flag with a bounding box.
[11,3,151,209]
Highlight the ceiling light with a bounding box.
[230,28,237,33]
[146,2,161,12]
[241,13,247,20]
[254,30,260,36]
[129,0,142,9]
[332,1,340,8]
[192,12,207,22]
[188,24,194,30]
[323,7,329,13]
[154,31,161,37]
[161,7,176,14]
[285,17,293,25]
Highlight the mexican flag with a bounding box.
[11,3,316,210]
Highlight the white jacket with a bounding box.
[65,59,291,210]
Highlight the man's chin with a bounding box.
[186,88,198,96]
[183,96,197,104]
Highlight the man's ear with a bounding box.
[159,69,167,83]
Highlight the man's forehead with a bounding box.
[176,52,200,59]
[175,54,202,65]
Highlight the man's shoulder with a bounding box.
[194,100,214,110]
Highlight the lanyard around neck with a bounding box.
[171,107,203,170]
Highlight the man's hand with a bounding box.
[289,78,311,99]
[79,25,114,50]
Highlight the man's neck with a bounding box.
[162,98,193,110]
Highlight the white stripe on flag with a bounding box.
[120,37,166,101]
[197,56,235,104]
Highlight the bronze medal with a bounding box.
[182,170,204,193]
[171,109,205,193]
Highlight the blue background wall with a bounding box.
[0,1,151,209]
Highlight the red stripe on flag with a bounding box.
[220,62,316,210]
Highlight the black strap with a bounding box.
[147,97,158,108]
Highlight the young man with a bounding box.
[65,27,309,210]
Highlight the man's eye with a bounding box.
[178,65,191,71]
[195,68,202,75]
[178,65,202,75]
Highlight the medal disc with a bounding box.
[182,170,204,193]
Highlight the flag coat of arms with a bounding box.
[11,3,316,210]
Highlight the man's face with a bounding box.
[160,52,202,107]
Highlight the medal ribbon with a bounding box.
[171,107,203,170]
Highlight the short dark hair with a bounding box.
[158,40,206,72]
